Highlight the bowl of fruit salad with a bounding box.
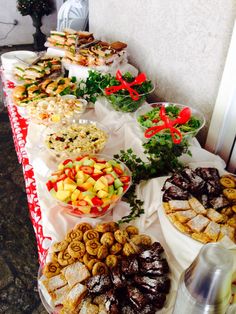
[136,102,205,139]
[45,154,132,217]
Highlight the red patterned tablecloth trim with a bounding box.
[6,103,51,263]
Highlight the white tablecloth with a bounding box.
[26,97,236,313]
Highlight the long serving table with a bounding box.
[2,68,236,313]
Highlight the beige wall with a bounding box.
[89,0,236,144]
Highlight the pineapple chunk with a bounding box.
[56,190,71,202]
[71,189,80,201]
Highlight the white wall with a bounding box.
[0,0,62,46]
[89,0,236,144]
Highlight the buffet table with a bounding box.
[2,68,236,313]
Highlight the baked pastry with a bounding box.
[100,232,115,247]
[65,229,83,242]
[92,262,108,276]
[68,241,85,259]
[187,215,210,233]
[110,242,122,255]
[189,198,207,215]
[125,225,139,237]
[83,253,94,266]
[58,250,74,266]
[97,245,109,260]
[130,234,152,248]
[223,188,236,200]
[87,259,99,271]
[62,261,90,287]
[51,240,68,253]
[62,282,87,311]
[220,176,236,188]
[43,261,61,278]
[86,239,101,256]
[75,222,93,233]
[203,221,220,241]
[114,230,128,244]
[105,255,118,268]
[95,223,111,233]
[42,273,67,292]
[123,243,137,256]
[83,230,99,242]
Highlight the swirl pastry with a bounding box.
[131,234,152,247]
[100,232,115,247]
[87,259,99,271]
[65,229,83,242]
[43,261,61,278]
[107,222,119,232]
[95,222,111,233]
[68,241,85,259]
[105,255,118,268]
[114,230,128,244]
[110,242,122,255]
[75,222,93,233]
[50,251,58,262]
[58,250,74,266]
[125,225,139,237]
[51,240,68,253]
[83,229,99,242]
[83,253,95,266]
[86,239,101,256]
[123,243,137,256]
[97,245,109,260]
[92,262,108,276]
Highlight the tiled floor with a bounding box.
[0,45,47,313]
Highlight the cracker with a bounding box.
[191,232,211,243]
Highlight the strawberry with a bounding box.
[46,181,53,191]
[104,174,115,185]
[91,196,103,206]
[91,173,103,180]
[63,159,73,166]
[80,166,94,175]
[119,176,130,184]
[113,166,124,176]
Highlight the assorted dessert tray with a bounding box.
[38,221,171,314]
[162,167,236,244]
[2,27,235,314]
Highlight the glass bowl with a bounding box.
[44,154,132,218]
[39,119,109,160]
[26,95,87,127]
[135,102,205,139]
[100,82,155,113]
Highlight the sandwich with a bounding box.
[23,65,45,80]
[14,63,27,80]
[47,30,66,48]
[12,85,27,104]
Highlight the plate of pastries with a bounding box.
[38,221,172,313]
[162,167,236,244]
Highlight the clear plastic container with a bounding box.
[39,119,109,160]
[136,102,205,139]
[44,154,132,218]
[173,243,234,314]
